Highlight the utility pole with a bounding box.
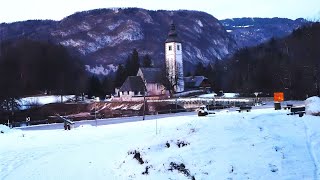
[95,103,97,126]
[175,98,177,112]
[254,92,259,105]
[143,88,146,120]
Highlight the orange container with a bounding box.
[274,92,284,102]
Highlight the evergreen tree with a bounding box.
[87,75,103,99]
[0,39,87,110]
[124,48,141,76]
[194,62,206,76]
[114,64,127,88]
[142,54,152,67]
[129,48,140,75]
[101,75,114,97]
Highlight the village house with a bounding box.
[184,76,211,91]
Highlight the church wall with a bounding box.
[146,83,165,96]
[165,42,184,92]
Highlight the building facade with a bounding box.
[137,68,166,96]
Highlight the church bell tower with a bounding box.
[165,22,184,92]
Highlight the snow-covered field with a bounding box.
[1,102,320,179]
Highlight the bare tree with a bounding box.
[160,66,183,96]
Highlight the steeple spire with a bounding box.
[165,22,181,43]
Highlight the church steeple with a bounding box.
[164,22,184,93]
[165,22,181,43]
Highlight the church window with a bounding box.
[177,45,180,50]
[169,45,172,51]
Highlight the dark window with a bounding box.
[177,45,180,50]
[169,45,172,51]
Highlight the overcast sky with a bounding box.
[0,0,319,23]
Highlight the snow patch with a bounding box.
[85,64,117,75]
[78,23,91,31]
[0,125,11,133]
[196,20,203,27]
[227,30,233,32]
[233,25,254,28]
[112,8,120,13]
[305,96,320,115]
[107,20,124,31]
[60,39,85,47]
[19,95,75,109]
[194,25,202,33]
[223,93,240,98]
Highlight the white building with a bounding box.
[165,23,184,93]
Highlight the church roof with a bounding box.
[119,76,146,92]
[139,68,162,84]
[165,23,181,43]
[184,76,208,87]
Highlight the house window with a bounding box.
[134,91,138,95]
[169,45,172,51]
[127,91,130,95]
[177,45,180,51]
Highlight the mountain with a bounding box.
[221,17,308,48]
[0,8,237,74]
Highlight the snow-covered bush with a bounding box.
[305,96,320,116]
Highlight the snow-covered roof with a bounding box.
[184,76,208,87]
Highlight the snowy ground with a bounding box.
[1,103,320,180]
[19,95,75,109]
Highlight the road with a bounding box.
[16,111,196,131]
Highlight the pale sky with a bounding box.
[0,0,319,23]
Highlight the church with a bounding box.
[116,22,185,101]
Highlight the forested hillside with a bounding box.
[223,23,320,99]
[0,39,87,110]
